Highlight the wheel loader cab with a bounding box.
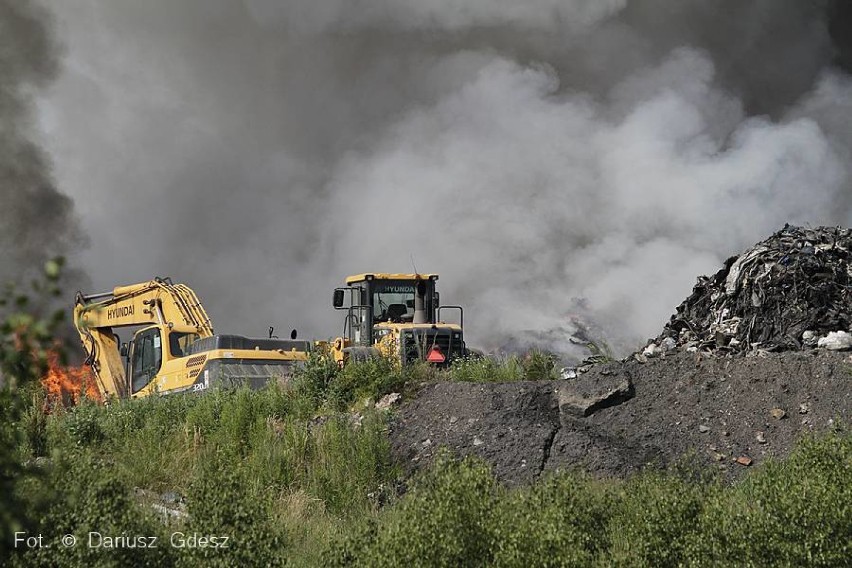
[334,274,438,346]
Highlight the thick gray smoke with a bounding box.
[35,0,852,358]
[0,1,83,289]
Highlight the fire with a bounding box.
[41,352,102,407]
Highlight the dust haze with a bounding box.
[27,0,852,358]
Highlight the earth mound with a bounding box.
[390,226,852,483]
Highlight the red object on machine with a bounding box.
[426,346,446,363]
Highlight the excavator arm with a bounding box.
[73,277,214,399]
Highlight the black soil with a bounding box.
[390,350,850,483]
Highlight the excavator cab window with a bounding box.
[169,331,200,358]
[130,327,162,394]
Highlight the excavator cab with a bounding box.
[125,325,201,394]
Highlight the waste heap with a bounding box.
[655,224,852,355]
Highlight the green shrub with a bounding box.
[1,260,68,559]
[448,355,524,383]
[292,352,340,409]
[21,386,49,457]
[64,402,106,447]
[491,474,612,567]
[180,456,286,567]
[687,428,851,566]
[327,454,499,567]
[331,357,405,408]
[11,450,176,568]
[607,474,710,567]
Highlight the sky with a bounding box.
[4,0,852,359]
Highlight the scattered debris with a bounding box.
[756,432,767,444]
[735,456,753,467]
[473,436,484,446]
[799,403,810,415]
[134,488,187,523]
[770,408,787,420]
[698,424,710,433]
[643,343,661,358]
[817,331,852,350]
[376,392,402,411]
[656,225,852,355]
[802,330,819,347]
[560,367,578,379]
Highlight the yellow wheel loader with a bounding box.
[74,277,310,400]
[328,273,469,367]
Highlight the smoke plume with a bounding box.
[34,0,852,358]
[0,0,83,288]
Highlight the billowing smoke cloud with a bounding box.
[0,0,83,288]
[34,0,852,358]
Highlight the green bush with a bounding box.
[607,474,710,567]
[180,456,286,567]
[292,352,340,409]
[64,402,106,447]
[1,260,68,559]
[21,386,49,457]
[10,450,176,568]
[491,474,612,567]
[327,454,500,567]
[687,428,851,566]
[330,357,406,408]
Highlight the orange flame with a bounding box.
[41,352,102,408]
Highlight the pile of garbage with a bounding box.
[654,225,852,355]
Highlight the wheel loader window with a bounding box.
[131,328,162,394]
[372,283,415,323]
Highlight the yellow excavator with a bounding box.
[74,277,310,399]
[328,273,468,367]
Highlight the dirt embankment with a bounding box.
[392,226,852,482]
[390,350,850,484]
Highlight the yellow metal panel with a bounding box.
[344,273,438,284]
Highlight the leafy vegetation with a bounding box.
[330,429,850,567]
[1,265,849,566]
